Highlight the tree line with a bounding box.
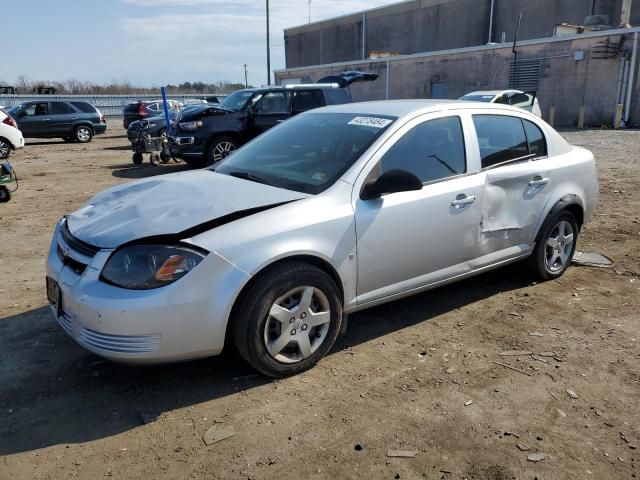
[0,76,251,95]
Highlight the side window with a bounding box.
[71,102,97,113]
[51,102,74,114]
[255,92,290,114]
[472,115,529,168]
[510,93,533,108]
[379,116,466,183]
[291,90,326,113]
[323,88,351,105]
[24,103,49,116]
[494,94,510,105]
[523,119,547,157]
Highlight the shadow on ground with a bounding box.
[0,265,531,456]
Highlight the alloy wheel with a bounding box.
[545,220,575,272]
[212,141,236,163]
[76,127,91,142]
[0,140,9,159]
[263,286,332,364]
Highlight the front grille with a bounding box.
[77,327,160,353]
[60,222,100,258]
[57,246,87,275]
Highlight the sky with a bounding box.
[3,0,400,88]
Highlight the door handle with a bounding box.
[71,117,78,120]
[528,176,549,187]
[451,194,476,207]
[43,118,51,121]
[276,119,285,123]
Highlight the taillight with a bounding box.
[100,114,106,124]
[3,115,17,129]
[138,104,147,116]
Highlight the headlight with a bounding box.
[179,120,203,131]
[101,245,206,290]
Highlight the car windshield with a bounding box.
[460,94,496,102]
[214,112,396,194]
[217,90,255,112]
[6,105,23,115]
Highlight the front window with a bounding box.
[214,112,396,194]
[217,90,255,112]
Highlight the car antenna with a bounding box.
[511,12,522,89]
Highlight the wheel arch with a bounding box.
[224,254,346,346]
[73,122,94,133]
[535,194,584,242]
[0,136,15,150]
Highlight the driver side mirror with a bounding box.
[360,169,423,200]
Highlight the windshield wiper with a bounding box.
[226,170,274,186]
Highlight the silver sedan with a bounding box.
[46,100,598,377]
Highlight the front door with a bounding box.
[15,102,51,137]
[470,113,556,263]
[354,114,483,305]
[249,91,291,138]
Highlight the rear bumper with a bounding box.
[94,124,107,135]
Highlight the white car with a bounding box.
[46,100,597,377]
[460,90,542,117]
[0,108,24,158]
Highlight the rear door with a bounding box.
[49,102,77,135]
[471,112,555,265]
[250,91,292,136]
[291,89,326,115]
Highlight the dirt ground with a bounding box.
[0,124,638,480]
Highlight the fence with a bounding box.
[0,94,227,117]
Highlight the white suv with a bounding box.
[0,108,24,158]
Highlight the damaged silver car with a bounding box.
[46,100,598,377]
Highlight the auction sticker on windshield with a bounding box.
[347,117,393,128]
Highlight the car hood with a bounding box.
[66,170,309,249]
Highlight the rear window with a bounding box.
[71,101,97,113]
[473,114,547,168]
[124,103,141,113]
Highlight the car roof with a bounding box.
[315,99,533,117]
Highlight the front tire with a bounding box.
[232,262,343,377]
[205,136,238,167]
[74,125,93,143]
[529,210,578,281]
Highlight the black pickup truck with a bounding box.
[168,72,378,167]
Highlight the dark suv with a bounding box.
[169,73,377,167]
[8,101,106,143]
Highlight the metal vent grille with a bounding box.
[508,59,542,91]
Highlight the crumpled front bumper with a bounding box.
[45,220,250,364]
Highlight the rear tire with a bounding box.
[74,126,93,143]
[528,210,578,281]
[205,135,238,167]
[232,262,343,377]
[0,138,11,159]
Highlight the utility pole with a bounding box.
[266,0,271,85]
[308,0,311,23]
[243,64,248,88]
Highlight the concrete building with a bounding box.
[276,0,640,127]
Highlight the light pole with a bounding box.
[243,64,248,88]
[308,0,311,23]
[266,0,271,85]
